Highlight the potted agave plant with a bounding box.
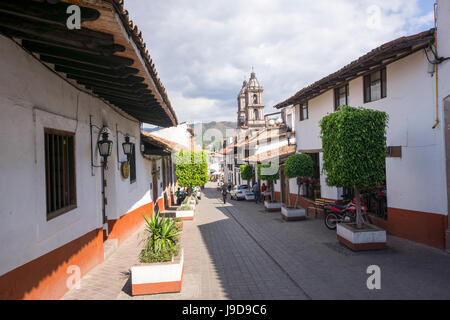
[131,211,184,296]
[281,154,314,221]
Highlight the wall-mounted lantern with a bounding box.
[286,127,293,146]
[152,166,161,180]
[122,135,134,162]
[152,166,161,179]
[97,131,113,165]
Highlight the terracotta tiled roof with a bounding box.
[224,143,235,155]
[274,28,435,109]
[106,0,177,124]
[246,144,296,163]
[233,126,288,148]
[141,131,188,151]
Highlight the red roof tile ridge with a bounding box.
[274,28,434,109]
[106,0,178,125]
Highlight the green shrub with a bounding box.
[140,243,180,263]
[240,165,253,186]
[140,211,181,263]
[284,154,314,207]
[319,105,388,228]
[181,195,196,205]
[178,204,193,211]
[257,163,280,202]
[175,151,208,189]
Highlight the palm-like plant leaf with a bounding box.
[142,209,181,254]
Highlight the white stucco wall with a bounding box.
[150,122,192,150]
[0,35,157,276]
[437,0,450,218]
[294,48,447,215]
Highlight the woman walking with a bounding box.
[221,183,228,204]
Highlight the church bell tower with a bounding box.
[237,71,265,129]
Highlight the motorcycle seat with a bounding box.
[330,204,348,210]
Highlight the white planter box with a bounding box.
[337,223,386,251]
[131,249,184,296]
[281,206,306,221]
[176,208,195,220]
[264,201,281,212]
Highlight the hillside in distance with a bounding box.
[191,121,236,150]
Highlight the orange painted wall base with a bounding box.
[274,191,281,201]
[388,207,447,250]
[0,228,104,300]
[289,192,448,250]
[107,202,153,246]
[157,197,165,213]
[131,267,184,296]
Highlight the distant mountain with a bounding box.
[191,121,237,150]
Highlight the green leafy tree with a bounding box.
[240,165,253,187]
[257,163,280,202]
[284,153,314,208]
[175,150,208,195]
[319,105,388,228]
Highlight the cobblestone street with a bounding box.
[64,182,450,300]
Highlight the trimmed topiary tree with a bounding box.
[319,105,388,228]
[257,163,280,202]
[284,153,314,208]
[240,165,253,187]
[175,150,209,195]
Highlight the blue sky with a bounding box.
[124,0,435,125]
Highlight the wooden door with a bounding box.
[280,165,289,206]
[152,160,158,211]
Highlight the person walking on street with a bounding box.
[253,181,261,204]
[221,183,228,204]
[261,183,267,201]
[175,187,181,205]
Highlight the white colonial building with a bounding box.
[0,0,179,299]
[274,0,450,251]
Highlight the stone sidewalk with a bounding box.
[63,193,228,299]
[63,182,450,300]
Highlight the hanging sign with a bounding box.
[121,161,130,179]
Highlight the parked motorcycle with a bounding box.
[324,199,372,230]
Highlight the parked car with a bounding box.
[230,184,251,200]
[244,190,255,201]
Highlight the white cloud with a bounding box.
[124,0,435,123]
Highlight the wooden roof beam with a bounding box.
[82,84,149,96]
[22,41,134,68]
[0,0,100,26]
[66,74,145,89]
[40,55,140,77]
[91,89,155,102]
[100,95,160,107]
[54,65,145,82]
[76,81,148,96]
[0,13,124,55]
